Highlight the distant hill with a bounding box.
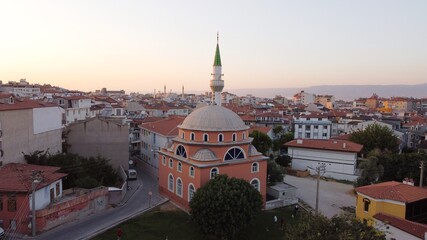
[227,84,427,101]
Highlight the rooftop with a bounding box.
[355,181,427,203]
[285,139,363,153]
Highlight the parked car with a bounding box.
[0,227,4,240]
[127,169,137,180]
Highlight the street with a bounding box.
[283,175,356,218]
[30,168,166,240]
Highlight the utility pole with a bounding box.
[315,165,326,213]
[31,171,42,237]
[420,161,425,188]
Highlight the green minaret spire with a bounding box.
[213,32,222,66]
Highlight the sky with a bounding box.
[0,0,426,94]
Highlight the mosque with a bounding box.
[158,36,268,210]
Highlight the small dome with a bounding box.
[180,105,248,131]
[192,149,218,161]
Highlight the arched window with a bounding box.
[181,132,185,139]
[242,132,246,140]
[177,161,182,172]
[250,178,260,191]
[218,133,223,142]
[190,132,195,141]
[188,184,195,202]
[210,168,219,179]
[232,133,237,142]
[169,158,173,168]
[176,178,183,197]
[251,162,259,173]
[189,166,195,177]
[162,156,166,166]
[203,133,209,142]
[176,145,187,158]
[168,174,174,192]
[225,147,245,160]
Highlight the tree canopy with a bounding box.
[355,155,384,187]
[349,123,399,154]
[284,212,385,240]
[250,130,272,155]
[189,175,263,240]
[24,150,121,189]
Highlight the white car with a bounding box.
[127,169,137,180]
[0,227,4,240]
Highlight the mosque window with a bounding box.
[189,166,195,177]
[225,147,245,161]
[242,132,246,140]
[176,145,187,158]
[162,156,166,166]
[181,132,185,139]
[176,178,183,197]
[177,161,182,172]
[218,134,223,142]
[210,168,219,179]
[251,162,259,173]
[250,178,260,191]
[169,159,173,168]
[203,133,209,142]
[232,133,237,142]
[190,132,195,141]
[188,184,195,201]
[168,174,174,192]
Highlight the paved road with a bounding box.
[284,175,355,218]
[28,168,166,240]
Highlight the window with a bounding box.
[176,145,187,158]
[177,162,182,172]
[56,182,60,196]
[203,133,209,142]
[176,178,183,197]
[169,159,173,168]
[225,147,245,160]
[189,166,195,177]
[7,193,16,212]
[251,162,259,173]
[242,133,246,140]
[162,156,166,166]
[322,133,327,137]
[188,184,195,202]
[168,174,174,192]
[314,125,318,129]
[210,168,218,179]
[181,132,185,139]
[305,125,310,130]
[305,133,310,138]
[190,132,195,141]
[232,133,237,142]
[363,198,370,212]
[218,133,223,142]
[250,179,260,191]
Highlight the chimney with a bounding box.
[297,139,303,144]
[343,143,346,148]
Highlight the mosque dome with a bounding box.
[180,105,248,131]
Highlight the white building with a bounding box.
[285,139,363,181]
[293,91,315,105]
[294,113,332,139]
[53,96,92,124]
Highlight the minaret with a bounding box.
[182,85,185,99]
[210,33,224,106]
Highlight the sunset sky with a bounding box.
[1,1,426,94]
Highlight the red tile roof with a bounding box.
[355,181,427,203]
[249,126,272,135]
[374,213,427,239]
[0,163,67,192]
[140,116,185,136]
[0,100,58,111]
[285,139,363,153]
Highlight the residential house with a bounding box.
[53,96,92,125]
[0,96,63,165]
[355,181,427,240]
[293,113,333,139]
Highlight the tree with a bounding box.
[275,155,291,167]
[376,150,424,184]
[284,212,385,240]
[267,159,284,185]
[355,155,384,187]
[350,123,399,154]
[189,175,263,240]
[249,130,272,155]
[273,131,294,152]
[23,151,121,189]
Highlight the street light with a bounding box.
[307,164,326,213]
